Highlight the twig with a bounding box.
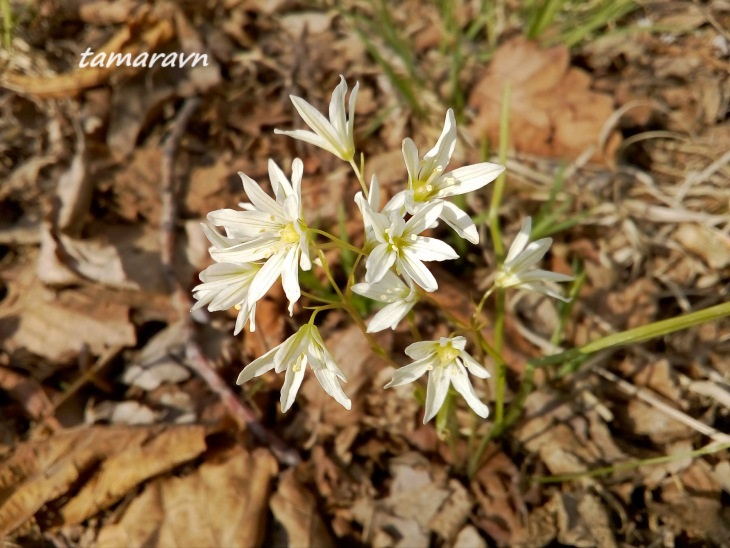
[159,96,300,467]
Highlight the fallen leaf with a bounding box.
[0,424,207,536]
[270,467,335,548]
[0,257,136,364]
[469,37,621,164]
[97,447,277,547]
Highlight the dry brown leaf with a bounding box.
[469,37,621,164]
[428,479,473,543]
[0,367,59,430]
[554,491,617,548]
[97,447,277,548]
[0,16,174,99]
[55,127,91,237]
[0,259,136,364]
[473,450,527,547]
[0,425,207,536]
[270,467,335,548]
[515,390,628,477]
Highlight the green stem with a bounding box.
[534,441,730,484]
[317,250,398,369]
[533,301,730,369]
[487,82,511,262]
[311,228,365,256]
[474,284,496,318]
[349,157,368,198]
[300,290,339,305]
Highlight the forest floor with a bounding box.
[0,1,729,546]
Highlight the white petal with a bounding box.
[210,236,280,264]
[308,345,351,410]
[201,224,237,250]
[291,158,304,203]
[398,251,438,292]
[329,75,348,140]
[459,352,490,379]
[404,200,443,236]
[507,238,552,273]
[236,345,278,384]
[280,245,301,314]
[207,209,282,238]
[365,243,396,284]
[268,158,294,201]
[384,356,434,388]
[504,217,532,266]
[437,162,504,197]
[448,336,467,350]
[518,282,572,302]
[405,340,438,360]
[439,201,478,244]
[289,95,345,159]
[247,248,288,303]
[347,80,359,141]
[422,109,457,177]
[514,269,574,284]
[274,327,310,374]
[402,138,420,187]
[383,190,408,215]
[423,366,451,423]
[239,172,282,216]
[450,365,489,418]
[234,300,256,335]
[352,270,408,301]
[274,129,337,157]
[280,355,307,412]
[282,194,299,223]
[368,174,381,212]
[408,236,459,262]
[299,235,312,270]
[366,299,415,332]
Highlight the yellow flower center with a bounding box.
[436,343,460,366]
[279,222,301,244]
[412,179,434,202]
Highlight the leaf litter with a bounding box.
[0,1,729,546]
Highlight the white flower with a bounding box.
[192,262,260,335]
[357,199,458,292]
[207,159,312,315]
[385,336,490,423]
[352,271,418,333]
[354,174,383,250]
[274,75,359,162]
[496,217,574,301]
[386,109,504,244]
[237,324,350,412]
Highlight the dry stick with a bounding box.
[160,96,300,467]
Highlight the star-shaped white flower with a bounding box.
[237,324,350,412]
[385,336,490,423]
[206,159,312,314]
[357,198,458,292]
[496,217,574,301]
[352,271,418,333]
[386,109,504,244]
[192,261,260,335]
[275,75,359,162]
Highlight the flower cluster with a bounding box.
[193,76,573,423]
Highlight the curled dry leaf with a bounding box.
[270,467,335,548]
[95,447,276,548]
[0,424,207,536]
[469,37,621,164]
[1,257,136,364]
[0,9,174,99]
